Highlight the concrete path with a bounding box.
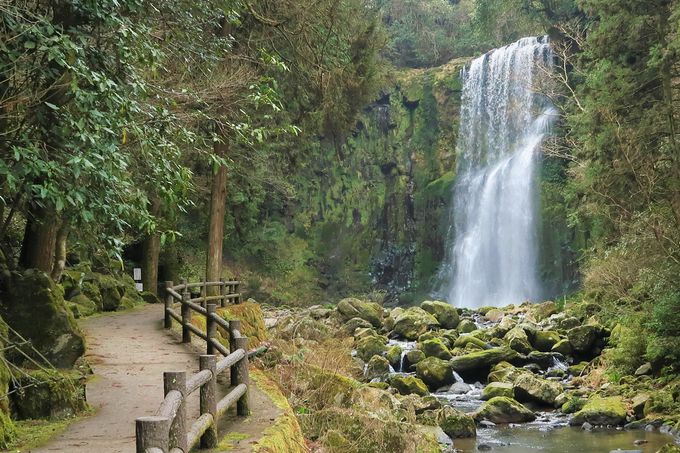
[31,304,278,453]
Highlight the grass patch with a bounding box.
[7,415,87,452]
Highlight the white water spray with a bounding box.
[446,37,556,308]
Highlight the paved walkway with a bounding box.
[32,305,279,453]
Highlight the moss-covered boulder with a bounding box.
[219,301,268,349]
[385,345,403,370]
[383,307,403,331]
[569,361,589,376]
[420,300,459,329]
[474,397,536,424]
[11,369,87,420]
[551,339,573,355]
[532,330,561,352]
[337,298,383,328]
[567,325,604,354]
[392,307,439,340]
[405,349,425,371]
[451,347,519,377]
[561,395,587,414]
[529,301,558,322]
[439,406,476,438]
[1,270,85,368]
[420,338,452,360]
[365,356,391,381]
[504,327,533,354]
[487,361,518,383]
[569,396,627,426]
[390,375,429,397]
[355,335,387,362]
[457,319,477,333]
[482,382,514,400]
[344,317,373,333]
[453,334,488,349]
[140,291,160,304]
[512,373,562,406]
[657,444,680,453]
[67,293,98,318]
[416,357,455,390]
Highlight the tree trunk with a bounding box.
[141,196,162,295]
[50,223,68,281]
[206,143,229,296]
[19,206,58,273]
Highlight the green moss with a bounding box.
[12,369,88,420]
[9,416,83,451]
[216,432,250,450]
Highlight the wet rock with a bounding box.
[482,382,514,400]
[451,347,520,377]
[582,422,593,431]
[479,420,496,428]
[634,362,652,376]
[390,375,429,397]
[385,345,403,370]
[449,382,472,394]
[365,356,391,380]
[393,307,439,340]
[416,357,455,390]
[439,406,476,438]
[532,330,561,352]
[405,349,426,371]
[474,397,536,424]
[487,361,519,383]
[355,335,387,361]
[421,300,460,329]
[512,373,562,406]
[526,351,565,369]
[458,319,477,333]
[337,298,383,327]
[569,396,627,426]
[504,327,533,354]
[478,444,492,451]
[420,338,453,360]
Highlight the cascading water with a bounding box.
[445,37,556,308]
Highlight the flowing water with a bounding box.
[444,37,557,308]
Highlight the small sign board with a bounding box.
[135,283,144,292]
[133,268,142,281]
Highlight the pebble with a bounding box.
[581,422,593,431]
[633,440,648,445]
[477,444,492,451]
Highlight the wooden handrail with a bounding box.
[136,279,249,453]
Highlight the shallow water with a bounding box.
[453,425,676,452]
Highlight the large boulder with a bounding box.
[504,327,533,354]
[420,301,459,329]
[365,356,391,381]
[529,301,558,322]
[420,338,452,360]
[451,347,519,377]
[337,298,383,328]
[390,375,429,397]
[67,294,98,318]
[567,325,605,354]
[1,270,85,368]
[438,406,476,439]
[453,335,488,350]
[457,319,477,333]
[512,373,563,406]
[569,396,627,426]
[416,357,455,390]
[474,397,536,424]
[393,308,439,340]
[385,345,403,370]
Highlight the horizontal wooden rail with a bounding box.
[136,279,249,453]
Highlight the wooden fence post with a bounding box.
[206,304,217,355]
[201,279,207,308]
[164,371,187,452]
[219,278,226,307]
[234,336,250,416]
[164,281,173,329]
[181,291,192,343]
[235,282,242,304]
[228,320,241,387]
[199,355,218,449]
[136,416,169,453]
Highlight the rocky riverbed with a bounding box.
[259,298,680,452]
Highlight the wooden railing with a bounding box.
[135,279,249,453]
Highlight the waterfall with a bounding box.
[445,36,556,308]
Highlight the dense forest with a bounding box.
[1,0,680,452]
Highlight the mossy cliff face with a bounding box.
[287,59,468,303]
